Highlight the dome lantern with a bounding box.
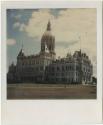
[47,20,51,31]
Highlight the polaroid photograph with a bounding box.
[1,1,102,125]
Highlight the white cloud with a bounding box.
[19,23,26,31]
[7,38,16,45]
[13,22,20,28]
[14,14,22,20]
[13,22,26,32]
[56,46,68,58]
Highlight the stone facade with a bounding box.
[7,21,93,84]
[45,51,93,84]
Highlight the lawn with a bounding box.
[7,83,96,99]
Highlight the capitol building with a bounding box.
[7,21,93,84]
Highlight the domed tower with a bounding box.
[41,20,56,60]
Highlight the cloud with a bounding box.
[7,38,16,45]
[57,40,78,48]
[13,22,26,32]
[23,9,96,45]
[19,23,26,31]
[14,14,22,20]
[13,22,20,28]
[56,46,68,58]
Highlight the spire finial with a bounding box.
[47,20,51,31]
[22,41,23,50]
[78,35,81,52]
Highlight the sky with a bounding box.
[7,8,97,77]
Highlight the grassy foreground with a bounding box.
[7,84,96,99]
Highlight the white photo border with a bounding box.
[1,1,102,125]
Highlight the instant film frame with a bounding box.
[1,1,102,125]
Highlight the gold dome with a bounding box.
[41,21,55,41]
